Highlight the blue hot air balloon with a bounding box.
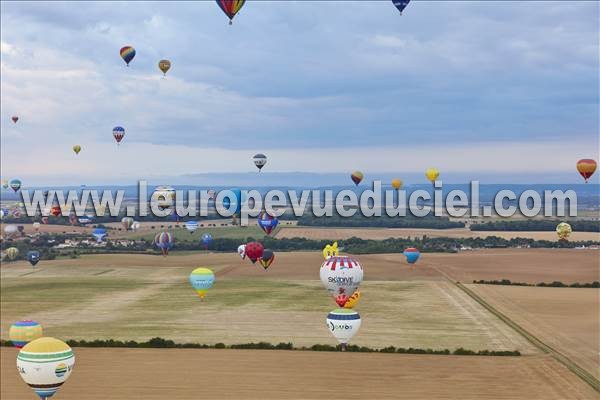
[92,228,107,243]
[27,251,40,267]
[200,233,213,249]
[392,0,410,14]
[154,231,173,256]
[403,247,421,264]
[185,221,199,234]
[9,178,22,192]
[257,211,279,235]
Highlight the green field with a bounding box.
[121,225,274,242]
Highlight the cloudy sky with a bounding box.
[1,1,598,185]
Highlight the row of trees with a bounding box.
[471,220,600,232]
[473,279,600,288]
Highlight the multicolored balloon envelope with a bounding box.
[6,246,19,260]
[27,251,41,266]
[350,171,363,186]
[216,0,246,24]
[121,217,134,230]
[189,268,215,299]
[155,231,174,256]
[201,233,213,249]
[9,321,43,348]
[92,228,107,243]
[113,126,125,145]
[17,337,75,400]
[257,211,278,235]
[320,256,363,306]
[185,221,199,234]
[259,249,275,270]
[576,159,597,183]
[403,247,421,264]
[556,222,572,241]
[326,309,361,345]
[120,46,136,66]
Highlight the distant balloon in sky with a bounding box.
[576,159,597,183]
[10,321,43,348]
[113,126,125,145]
[425,168,439,183]
[72,145,81,155]
[253,153,267,171]
[403,247,421,264]
[351,171,363,186]
[216,0,246,25]
[326,309,361,348]
[392,0,411,14]
[17,337,75,400]
[27,251,41,267]
[9,178,22,192]
[12,116,19,123]
[189,267,215,299]
[158,59,171,76]
[120,46,136,66]
[391,179,403,190]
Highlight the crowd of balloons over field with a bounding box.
[2,1,599,398]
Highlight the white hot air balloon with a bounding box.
[326,308,362,350]
[253,154,267,172]
[131,221,141,232]
[185,221,199,234]
[320,256,363,302]
[237,244,246,260]
[17,337,75,399]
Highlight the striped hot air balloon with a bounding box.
[320,256,363,307]
[185,221,199,234]
[403,247,421,264]
[350,171,363,186]
[155,231,173,256]
[5,246,19,260]
[216,0,246,24]
[189,268,215,299]
[9,321,43,348]
[326,309,361,349]
[119,46,136,66]
[17,337,75,399]
[576,159,597,183]
[257,211,279,235]
[113,126,125,145]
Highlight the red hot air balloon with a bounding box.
[51,205,62,217]
[245,242,264,264]
[576,159,597,183]
[216,0,246,25]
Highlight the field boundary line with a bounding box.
[433,266,600,393]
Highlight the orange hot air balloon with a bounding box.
[391,179,402,190]
[576,159,597,183]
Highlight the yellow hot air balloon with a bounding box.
[322,241,339,259]
[343,289,361,309]
[391,179,403,190]
[425,168,439,183]
[556,222,572,241]
[72,145,81,155]
[158,59,171,76]
[6,247,19,260]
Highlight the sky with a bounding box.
[1,1,598,185]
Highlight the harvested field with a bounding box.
[1,348,597,400]
[1,252,534,352]
[468,284,600,380]
[276,226,600,242]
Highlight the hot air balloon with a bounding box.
[121,217,134,230]
[237,244,246,260]
[320,256,363,307]
[113,126,125,145]
[2,179,8,189]
[153,186,176,210]
[326,309,361,349]
[9,178,22,192]
[131,221,140,231]
[9,321,43,348]
[158,59,171,76]
[189,268,215,300]
[403,247,420,264]
[253,153,267,171]
[12,116,19,123]
[259,249,275,270]
[245,241,264,264]
[257,211,279,235]
[4,224,17,236]
[343,289,361,309]
[322,241,339,259]
[17,337,75,400]
[392,0,410,14]
[425,168,439,183]
[68,213,77,226]
[120,46,136,66]
[200,233,213,249]
[72,145,81,155]
[32,222,41,232]
[155,231,173,256]
[556,222,572,241]
[27,251,41,267]
[17,225,25,235]
[351,171,363,186]
[0,207,9,218]
[6,247,19,260]
[41,216,49,225]
[216,0,246,25]
[92,228,107,243]
[576,159,597,183]
[185,221,199,234]
[391,179,403,190]
[51,205,62,217]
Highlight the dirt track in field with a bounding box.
[2,348,598,400]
